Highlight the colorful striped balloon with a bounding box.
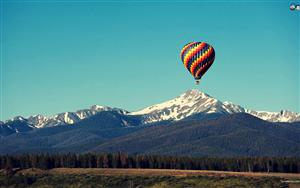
[180,42,215,84]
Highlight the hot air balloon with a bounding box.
[180,42,215,84]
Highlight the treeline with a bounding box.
[0,153,299,173]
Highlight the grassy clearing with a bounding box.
[0,168,299,188]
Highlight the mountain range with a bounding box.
[1,89,299,156]
[2,90,300,132]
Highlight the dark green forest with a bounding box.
[1,153,299,173]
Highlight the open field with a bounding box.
[1,168,300,188]
[47,168,300,179]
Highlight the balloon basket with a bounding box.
[195,80,200,85]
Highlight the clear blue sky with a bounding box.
[1,1,299,120]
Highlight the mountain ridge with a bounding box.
[2,90,300,133]
[130,89,300,124]
[5,105,128,129]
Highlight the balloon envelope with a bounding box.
[180,42,215,81]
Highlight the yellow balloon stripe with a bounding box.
[180,42,196,57]
[183,43,205,68]
[195,58,214,78]
[183,43,200,67]
[190,46,212,76]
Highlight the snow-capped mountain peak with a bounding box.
[249,110,300,123]
[90,105,109,111]
[6,105,129,129]
[130,89,300,124]
[9,116,27,122]
[130,89,225,123]
[27,114,48,128]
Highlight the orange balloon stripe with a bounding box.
[184,43,206,68]
[195,56,214,78]
[184,43,205,68]
[190,47,210,75]
[195,61,208,78]
[203,59,214,76]
[191,46,213,76]
[198,49,214,76]
[183,43,201,68]
[180,42,196,58]
[195,66,202,78]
